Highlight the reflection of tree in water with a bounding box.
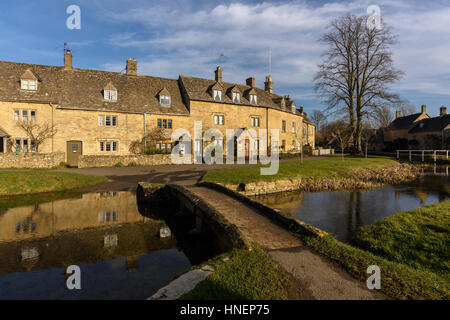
[251,191,305,217]
[347,190,363,242]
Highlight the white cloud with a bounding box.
[99,0,450,106]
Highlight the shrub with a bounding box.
[127,161,137,167]
[144,147,163,155]
[114,162,124,167]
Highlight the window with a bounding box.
[250,94,257,104]
[21,79,37,90]
[100,141,118,152]
[292,140,296,150]
[292,122,296,133]
[22,110,28,122]
[99,115,117,127]
[251,117,260,127]
[160,95,171,106]
[282,120,286,132]
[232,92,240,103]
[213,90,222,101]
[157,119,172,129]
[292,106,296,114]
[281,140,286,151]
[104,90,117,101]
[14,110,20,121]
[214,115,224,125]
[30,111,36,122]
[30,141,36,152]
[23,140,28,152]
[15,140,21,152]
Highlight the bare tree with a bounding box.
[314,13,404,153]
[310,110,327,131]
[369,105,394,129]
[129,127,170,154]
[329,120,354,161]
[16,121,57,152]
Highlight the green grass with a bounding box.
[0,170,107,196]
[201,155,398,185]
[183,244,294,300]
[355,201,450,280]
[300,201,450,299]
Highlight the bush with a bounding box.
[114,162,124,167]
[51,162,70,169]
[127,161,137,167]
[144,147,163,155]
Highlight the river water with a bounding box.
[0,191,221,299]
[252,168,450,242]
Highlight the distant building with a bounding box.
[384,105,450,149]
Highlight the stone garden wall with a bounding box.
[78,154,178,168]
[0,152,65,169]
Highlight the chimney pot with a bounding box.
[396,110,401,118]
[440,106,447,116]
[299,105,304,114]
[215,66,222,82]
[64,50,72,70]
[421,104,427,114]
[126,58,137,76]
[246,77,255,88]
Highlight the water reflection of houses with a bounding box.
[252,192,305,217]
[0,192,176,275]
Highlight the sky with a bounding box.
[0,0,449,117]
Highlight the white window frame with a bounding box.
[160,95,171,106]
[213,90,222,101]
[22,110,28,122]
[14,110,20,121]
[99,141,105,152]
[251,117,260,127]
[21,79,37,91]
[292,122,296,133]
[30,110,36,122]
[104,90,117,101]
[232,92,240,103]
[214,115,224,125]
[250,94,257,104]
[98,115,105,126]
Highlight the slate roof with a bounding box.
[179,75,304,117]
[0,61,189,115]
[409,114,450,134]
[389,113,423,130]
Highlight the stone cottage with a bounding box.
[0,51,315,166]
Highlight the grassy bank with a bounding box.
[183,244,298,300]
[201,156,398,185]
[303,201,450,299]
[0,170,107,196]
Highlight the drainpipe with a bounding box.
[266,107,269,154]
[49,103,55,153]
[144,113,147,150]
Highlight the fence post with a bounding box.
[434,151,436,162]
[422,151,424,162]
[409,151,411,162]
[397,150,399,159]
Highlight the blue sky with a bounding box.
[1,0,449,117]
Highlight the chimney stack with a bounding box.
[215,66,222,82]
[246,77,255,88]
[440,106,447,116]
[421,104,427,114]
[299,105,304,114]
[264,75,273,94]
[396,110,401,118]
[126,58,137,76]
[64,50,72,70]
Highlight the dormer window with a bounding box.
[250,94,257,104]
[103,82,118,102]
[214,90,222,101]
[21,79,37,90]
[104,90,117,101]
[232,92,240,103]
[160,95,171,106]
[291,103,296,114]
[20,70,38,91]
[158,88,171,107]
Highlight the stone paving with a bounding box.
[185,185,388,300]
